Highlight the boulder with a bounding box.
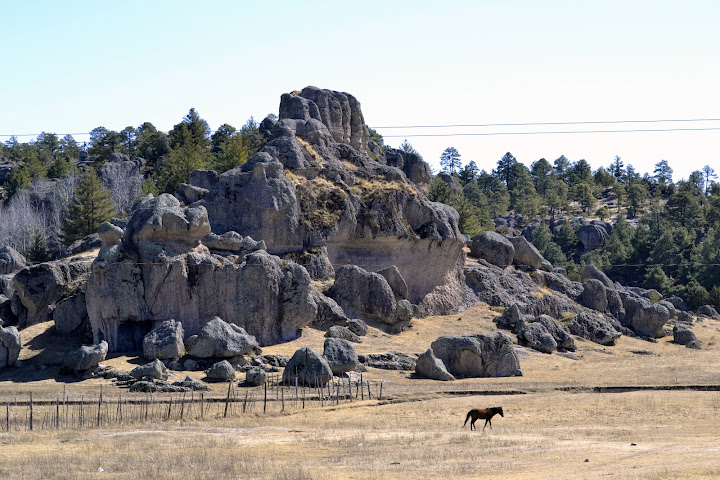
[619,291,671,337]
[359,351,417,370]
[0,246,25,275]
[310,290,348,329]
[282,346,333,386]
[533,315,576,351]
[577,224,609,252]
[697,305,720,320]
[328,265,411,327]
[581,264,614,288]
[189,170,220,190]
[65,233,103,256]
[517,322,557,353]
[175,183,208,205]
[0,325,21,369]
[579,279,609,312]
[676,311,694,324]
[97,222,124,247]
[383,147,431,186]
[130,358,169,380]
[245,366,268,386]
[63,341,108,372]
[494,304,530,333]
[415,348,455,381]
[666,295,690,312]
[509,236,553,271]
[323,337,359,374]
[673,323,698,346]
[470,232,514,268]
[53,291,88,334]
[346,318,368,337]
[143,319,185,360]
[201,231,266,253]
[430,332,522,378]
[325,325,362,343]
[376,265,409,300]
[205,360,236,381]
[12,258,92,325]
[569,312,621,346]
[187,317,260,358]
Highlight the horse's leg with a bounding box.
[471,418,476,431]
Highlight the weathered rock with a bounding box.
[430,332,522,378]
[202,231,266,253]
[143,319,185,360]
[0,325,21,369]
[533,315,577,351]
[53,291,88,334]
[0,246,25,275]
[205,360,236,381]
[310,290,348,329]
[577,224,610,252]
[63,341,108,372]
[581,264,614,288]
[325,325,362,343]
[666,295,690,312]
[415,348,455,381]
[676,311,694,324]
[328,265,411,327]
[245,366,268,386]
[697,305,720,319]
[187,317,260,358]
[673,323,698,346]
[121,193,211,256]
[323,337,359,374]
[97,222,124,247]
[173,376,210,391]
[494,304,530,333]
[358,351,416,370]
[517,322,557,353]
[580,279,609,312]
[282,347,333,386]
[130,359,169,380]
[619,291,671,337]
[189,170,219,190]
[346,318,368,336]
[383,147,431,186]
[470,232,514,268]
[175,183,208,205]
[509,236,553,271]
[65,233,103,256]
[569,312,621,346]
[282,247,333,280]
[12,258,92,325]
[376,265,409,300]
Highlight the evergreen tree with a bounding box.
[439,147,462,174]
[154,128,209,193]
[60,167,117,245]
[531,223,566,265]
[25,230,52,264]
[643,265,672,295]
[554,220,578,257]
[399,139,418,155]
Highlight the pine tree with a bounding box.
[60,167,117,245]
[25,230,52,264]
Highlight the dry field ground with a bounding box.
[1,303,719,479]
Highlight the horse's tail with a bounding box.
[463,411,471,427]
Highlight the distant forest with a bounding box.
[1,112,719,311]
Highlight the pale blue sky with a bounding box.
[1,0,718,181]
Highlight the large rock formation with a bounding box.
[85,194,323,351]
[470,232,514,268]
[0,246,25,275]
[430,332,522,378]
[198,87,465,309]
[0,325,21,369]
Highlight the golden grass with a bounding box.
[295,136,323,165]
[350,177,418,200]
[2,304,720,478]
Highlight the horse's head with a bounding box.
[495,407,504,417]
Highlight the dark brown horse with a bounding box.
[463,406,504,431]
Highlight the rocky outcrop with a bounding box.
[86,194,322,351]
[619,291,671,338]
[569,312,621,346]
[470,232,514,268]
[53,291,88,334]
[0,246,25,275]
[697,305,720,319]
[245,366,268,386]
[430,332,522,378]
[517,322,557,353]
[673,323,698,346]
[130,358,169,380]
[198,87,465,311]
[205,360,236,381]
[325,325,362,343]
[0,325,21,369]
[577,224,610,252]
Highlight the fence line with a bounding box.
[1,375,385,434]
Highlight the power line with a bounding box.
[373,118,720,129]
[380,127,720,138]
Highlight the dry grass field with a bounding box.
[1,303,720,479]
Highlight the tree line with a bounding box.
[424,143,720,310]
[0,109,270,261]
